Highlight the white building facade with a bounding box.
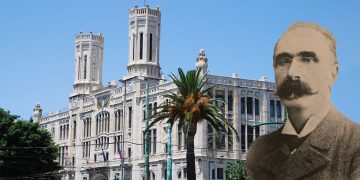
[35,5,284,180]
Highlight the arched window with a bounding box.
[149,33,153,61]
[83,120,86,137]
[78,57,81,80]
[51,127,55,139]
[151,171,155,180]
[96,111,110,134]
[132,34,135,60]
[140,33,143,59]
[92,57,96,81]
[128,107,132,128]
[149,103,153,116]
[84,55,87,79]
[154,102,157,114]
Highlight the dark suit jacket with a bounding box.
[246,107,360,180]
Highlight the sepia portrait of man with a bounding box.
[246,22,360,179]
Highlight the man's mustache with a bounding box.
[275,78,318,99]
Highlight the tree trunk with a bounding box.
[186,121,197,180]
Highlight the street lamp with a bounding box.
[121,75,162,180]
[166,122,173,180]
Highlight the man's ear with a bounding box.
[330,63,338,87]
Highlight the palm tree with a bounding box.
[146,68,239,180]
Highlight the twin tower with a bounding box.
[72,5,161,97]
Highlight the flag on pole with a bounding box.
[118,141,123,160]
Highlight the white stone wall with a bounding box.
[39,76,282,180]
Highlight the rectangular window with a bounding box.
[228,127,233,151]
[140,33,143,59]
[217,168,224,179]
[241,97,245,114]
[128,148,131,158]
[255,99,260,115]
[216,132,225,150]
[227,91,233,111]
[215,90,225,111]
[270,100,275,117]
[149,33,152,61]
[247,97,253,114]
[247,125,254,148]
[60,126,62,140]
[207,123,213,149]
[276,101,282,118]
[241,125,246,152]
[255,126,260,137]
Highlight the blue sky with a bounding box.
[1,0,359,122]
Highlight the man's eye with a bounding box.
[301,57,314,63]
[278,57,292,65]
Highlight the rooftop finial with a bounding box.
[196,49,208,63]
[196,49,208,73]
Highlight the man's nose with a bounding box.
[287,58,302,80]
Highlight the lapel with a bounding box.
[259,107,344,179]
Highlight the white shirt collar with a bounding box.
[281,104,331,138]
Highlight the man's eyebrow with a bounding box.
[275,52,293,59]
[296,51,319,62]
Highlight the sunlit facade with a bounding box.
[34,5,283,180]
